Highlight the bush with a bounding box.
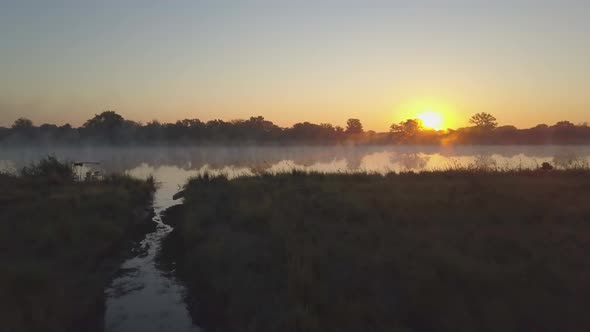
[20,156,74,182]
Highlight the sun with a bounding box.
[396,99,455,130]
[416,111,444,130]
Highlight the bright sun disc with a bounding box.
[416,111,444,130]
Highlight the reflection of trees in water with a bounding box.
[432,145,590,160]
[2,146,590,174]
[553,152,589,169]
[342,149,367,170]
[472,154,498,170]
[0,146,376,173]
[394,153,431,171]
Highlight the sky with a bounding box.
[1,0,589,131]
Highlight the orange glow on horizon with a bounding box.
[416,111,444,130]
[395,99,457,130]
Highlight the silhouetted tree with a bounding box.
[81,111,137,143]
[3,111,590,146]
[9,117,36,140]
[390,119,423,142]
[552,121,578,143]
[493,125,519,144]
[141,120,163,142]
[345,119,364,135]
[518,124,550,144]
[469,112,498,130]
[12,118,34,130]
[205,119,232,141]
[56,123,78,143]
[554,121,575,129]
[288,122,337,142]
[241,116,282,140]
[83,111,124,131]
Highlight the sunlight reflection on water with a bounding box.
[1,145,590,178]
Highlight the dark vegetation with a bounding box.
[2,111,590,145]
[163,170,590,332]
[0,157,156,332]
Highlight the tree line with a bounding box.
[1,111,590,145]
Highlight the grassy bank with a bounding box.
[163,170,590,332]
[0,157,155,332]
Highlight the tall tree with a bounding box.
[81,111,130,142]
[12,118,33,130]
[83,111,125,132]
[469,113,498,130]
[390,119,423,141]
[345,118,364,135]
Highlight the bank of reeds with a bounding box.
[163,168,590,332]
[0,157,156,332]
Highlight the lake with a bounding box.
[2,145,590,178]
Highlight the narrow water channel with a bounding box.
[104,165,201,332]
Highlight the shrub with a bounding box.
[20,156,74,182]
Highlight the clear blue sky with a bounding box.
[1,0,589,130]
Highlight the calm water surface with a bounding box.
[1,145,590,331]
[2,145,590,176]
[103,166,202,332]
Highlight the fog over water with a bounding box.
[1,146,590,177]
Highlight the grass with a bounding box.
[0,157,156,332]
[163,169,590,332]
